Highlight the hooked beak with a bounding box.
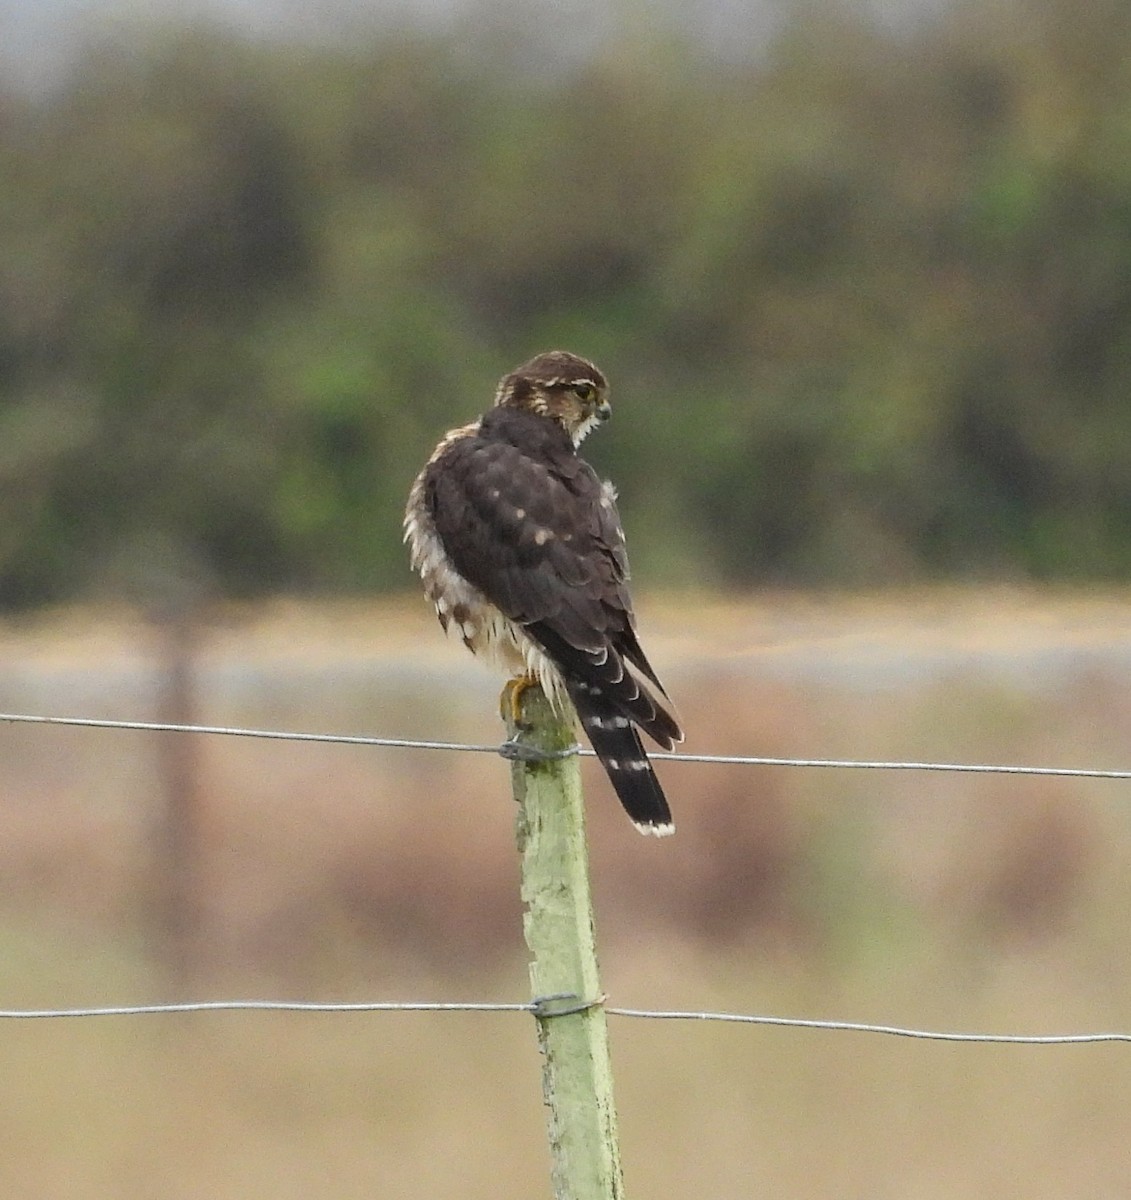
[595,400,612,423]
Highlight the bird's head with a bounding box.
[494,350,611,446]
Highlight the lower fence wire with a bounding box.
[0,999,1126,1044]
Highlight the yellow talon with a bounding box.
[500,674,539,726]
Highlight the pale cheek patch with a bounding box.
[572,412,601,446]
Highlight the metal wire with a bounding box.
[0,1000,534,1018]
[2,709,1129,1045]
[0,712,502,755]
[2,711,1129,780]
[603,1008,1131,1044]
[0,998,1125,1043]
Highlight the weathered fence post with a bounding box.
[506,683,626,1200]
[150,602,205,992]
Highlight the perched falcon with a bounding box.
[404,350,683,836]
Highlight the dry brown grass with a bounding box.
[2,588,1131,1196]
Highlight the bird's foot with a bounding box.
[499,674,539,727]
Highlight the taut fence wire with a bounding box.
[0,999,1126,1044]
[2,711,1130,780]
[2,707,1130,1045]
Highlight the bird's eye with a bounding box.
[571,381,597,403]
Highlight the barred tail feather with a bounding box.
[529,623,684,750]
[569,683,674,836]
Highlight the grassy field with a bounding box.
[1,588,1131,1196]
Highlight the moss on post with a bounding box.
[506,683,626,1200]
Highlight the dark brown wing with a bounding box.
[425,408,682,751]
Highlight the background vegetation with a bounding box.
[2,0,1130,609]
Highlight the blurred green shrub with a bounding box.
[1,0,1129,607]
